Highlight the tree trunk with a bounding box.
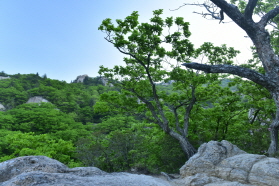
[268,91,279,155]
[179,137,197,159]
[169,130,197,159]
[268,125,279,156]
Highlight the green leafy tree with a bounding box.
[1,103,91,142]
[0,79,28,108]
[0,72,108,124]
[228,76,274,153]
[75,117,186,173]
[97,10,240,158]
[0,71,8,76]
[0,131,78,166]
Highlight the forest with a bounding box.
[0,69,272,173]
[0,0,279,174]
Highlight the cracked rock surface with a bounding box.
[177,140,279,186]
[1,141,279,186]
[0,156,172,186]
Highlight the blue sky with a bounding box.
[0,0,252,82]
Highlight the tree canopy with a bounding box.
[97,9,256,159]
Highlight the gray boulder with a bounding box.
[26,96,49,104]
[0,76,10,80]
[176,140,279,186]
[0,156,172,186]
[0,103,5,111]
[75,74,88,83]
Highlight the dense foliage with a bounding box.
[0,73,108,166]
[97,9,272,159]
[0,66,272,173]
[0,72,190,173]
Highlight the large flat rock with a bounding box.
[0,156,172,186]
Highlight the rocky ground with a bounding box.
[1,140,279,186]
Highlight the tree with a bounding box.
[75,116,186,173]
[97,10,240,158]
[42,73,47,79]
[2,102,91,142]
[181,0,279,155]
[0,71,7,76]
[227,77,273,153]
[0,130,77,166]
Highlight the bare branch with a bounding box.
[172,2,223,21]
[169,3,189,11]
[193,11,219,19]
[182,62,276,91]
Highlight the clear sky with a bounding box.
[0,0,253,82]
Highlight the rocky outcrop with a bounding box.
[1,141,279,186]
[175,140,279,186]
[73,75,113,86]
[99,76,109,86]
[0,103,5,111]
[0,76,10,80]
[0,156,172,186]
[74,74,89,83]
[26,96,49,104]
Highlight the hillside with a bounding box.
[0,71,273,174]
[0,72,111,122]
[0,72,187,173]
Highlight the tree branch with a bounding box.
[177,3,222,21]
[249,109,260,124]
[259,6,279,28]
[173,107,184,135]
[183,86,196,137]
[244,0,258,20]
[210,0,256,33]
[182,62,276,91]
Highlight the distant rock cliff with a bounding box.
[99,76,109,86]
[74,74,89,83]
[73,75,110,86]
[26,96,49,104]
[0,76,10,80]
[0,103,5,111]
